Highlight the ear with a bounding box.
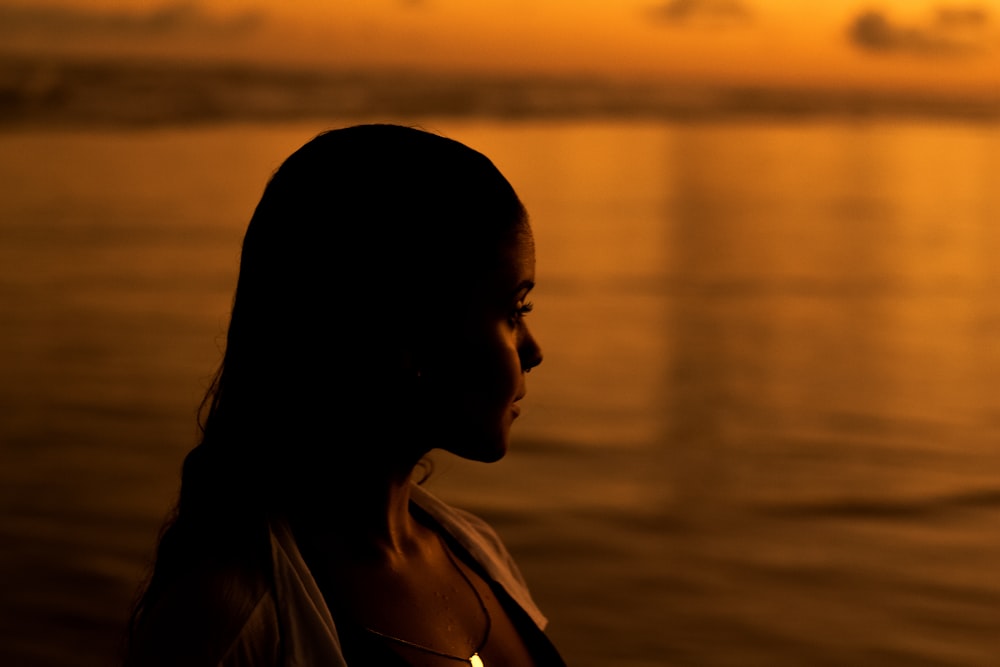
[399,350,420,378]
[394,339,424,379]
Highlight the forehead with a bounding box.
[493,224,535,287]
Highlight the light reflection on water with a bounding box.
[1,119,999,666]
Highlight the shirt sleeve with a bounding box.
[127,567,279,667]
[218,593,282,667]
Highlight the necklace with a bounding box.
[363,534,492,667]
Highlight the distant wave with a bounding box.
[1,54,998,128]
[758,488,1000,520]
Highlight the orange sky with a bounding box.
[3,0,999,95]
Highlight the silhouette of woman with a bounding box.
[125,125,563,666]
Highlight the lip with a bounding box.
[511,391,526,418]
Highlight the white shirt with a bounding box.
[220,484,548,666]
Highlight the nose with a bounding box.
[519,324,543,373]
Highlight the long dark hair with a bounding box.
[126,124,527,650]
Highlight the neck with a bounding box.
[284,447,431,563]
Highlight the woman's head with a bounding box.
[127,126,541,647]
[201,125,541,500]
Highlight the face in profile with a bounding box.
[420,224,543,463]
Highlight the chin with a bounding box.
[473,443,508,464]
[445,432,510,464]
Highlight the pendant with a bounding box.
[469,654,484,667]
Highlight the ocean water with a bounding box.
[1,118,999,666]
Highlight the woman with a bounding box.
[125,124,564,666]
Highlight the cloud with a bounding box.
[644,0,752,27]
[935,6,990,28]
[0,2,263,39]
[847,6,991,57]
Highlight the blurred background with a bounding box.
[1,1,999,665]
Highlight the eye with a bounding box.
[509,300,534,325]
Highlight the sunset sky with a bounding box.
[2,0,999,96]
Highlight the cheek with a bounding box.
[449,324,521,403]
[421,323,522,461]
[484,325,523,396]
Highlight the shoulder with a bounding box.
[410,484,548,629]
[127,559,280,667]
[446,503,518,563]
[410,484,515,563]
